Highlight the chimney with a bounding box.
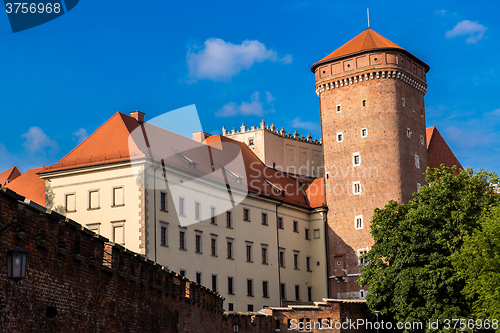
[130,111,145,123]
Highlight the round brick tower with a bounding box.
[311,29,430,299]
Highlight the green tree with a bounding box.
[454,205,500,321]
[358,166,499,331]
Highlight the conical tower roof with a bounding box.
[311,28,428,72]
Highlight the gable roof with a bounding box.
[311,28,429,72]
[426,126,463,172]
[0,166,21,186]
[42,112,145,172]
[5,167,45,206]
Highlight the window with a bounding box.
[179,270,186,277]
[293,220,299,233]
[65,193,76,212]
[261,245,268,264]
[228,303,234,312]
[179,197,185,216]
[247,279,253,296]
[417,183,421,192]
[358,249,368,265]
[362,100,366,107]
[361,128,368,138]
[86,223,100,235]
[353,153,360,166]
[211,235,217,256]
[336,104,341,113]
[227,239,234,259]
[228,277,234,295]
[308,287,312,302]
[277,217,284,229]
[112,221,125,245]
[355,215,363,230]
[407,128,411,138]
[247,304,254,312]
[261,213,268,225]
[160,223,168,246]
[226,211,233,228]
[402,97,406,107]
[248,139,254,146]
[305,228,311,240]
[263,280,269,298]
[293,252,300,269]
[279,248,285,267]
[246,242,253,262]
[195,202,201,220]
[88,190,99,210]
[195,232,202,253]
[280,283,286,300]
[212,274,217,292]
[353,181,361,195]
[360,290,365,299]
[306,256,312,272]
[420,135,425,145]
[243,208,250,221]
[336,132,343,142]
[113,186,124,206]
[160,192,168,211]
[295,285,300,301]
[210,206,217,225]
[179,229,186,250]
[415,154,420,169]
[196,272,202,284]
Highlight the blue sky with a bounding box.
[0,0,498,175]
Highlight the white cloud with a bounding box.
[446,20,487,43]
[21,127,59,157]
[72,128,88,144]
[435,9,446,16]
[290,117,319,132]
[187,38,292,81]
[216,91,275,117]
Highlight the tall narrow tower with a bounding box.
[311,29,430,299]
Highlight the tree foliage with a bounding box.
[358,166,499,331]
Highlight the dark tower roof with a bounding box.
[311,28,429,72]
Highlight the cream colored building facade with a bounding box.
[222,120,324,178]
[38,113,329,312]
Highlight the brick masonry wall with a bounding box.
[0,186,224,333]
[316,50,429,299]
[224,299,373,333]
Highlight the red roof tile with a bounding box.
[311,28,428,72]
[426,126,463,172]
[5,167,45,206]
[0,166,21,186]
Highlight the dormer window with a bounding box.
[172,148,198,170]
[265,179,284,197]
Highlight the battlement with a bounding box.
[222,119,322,145]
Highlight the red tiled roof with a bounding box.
[302,178,325,208]
[5,167,45,206]
[42,112,145,172]
[426,126,463,172]
[311,28,428,72]
[0,166,21,186]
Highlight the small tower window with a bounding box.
[420,135,425,145]
[336,104,341,113]
[353,181,361,195]
[402,98,406,107]
[361,128,368,138]
[336,132,343,142]
[417,183,421,192]
[248,139,254,146]
[415,154,420,169]
[407,128,411,138]
[362,100,366,107]
[355,215,363,230]
[353,153,360,166]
